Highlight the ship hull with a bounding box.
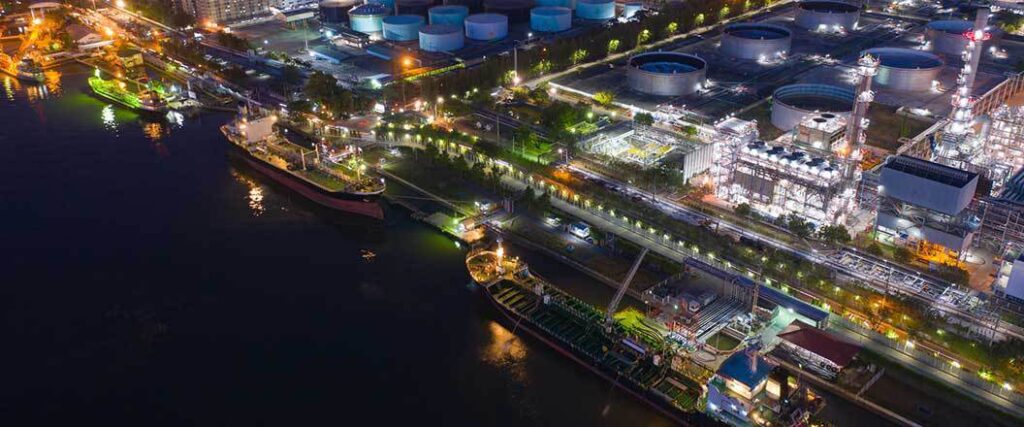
[228,142,384,220]
[88,82,167,114]
[479,283,707,426]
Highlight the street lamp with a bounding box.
[116,0,126,9]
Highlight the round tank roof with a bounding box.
[431,5,469,13]
[384,14,426,24]
[484,0,532,7]
[578,0,612,4]
[864,47,943,69]
[465,12,508,23]
[629,52,706,72]
[927,19,973,34]
[398,0,434,5]
[773,84,854,110]
[724,23,791,39]
[532,5,570,15]
[420,23,462,34]
[798,0,858,12]
[350,4,390,14]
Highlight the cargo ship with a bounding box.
[466,247,714,426]
[87,72,167,113]
[221,105,385,219]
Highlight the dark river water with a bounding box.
[0,67,678,426]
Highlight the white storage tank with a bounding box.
[530,6,571,32]
[429,5,469,26]
[419,24,465,51]
[576,0,614,20]
[397,0,435,16]
[863,47,944,92]
[720,23,792,61]
[465,13,508,41]
[536,0,574,8]
[320,0,357,24]
[383,15,425,41]
[349,4,389,35]
[484,0,532,23]
[622,1,642,18]
[795,0,860,33]
[367,0,396,10]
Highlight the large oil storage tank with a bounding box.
[720,23,792,61]
[627,52,707,96]
[926,20,1001,56]
[367,0,396,10]
[383,15,425,41]
[863,47,944,92]
[536,0,574,8]
[320,0,357,24]
[419,24,465,51]
[795,0,860,33]
[397,0,434,16]
[349,4,389,35]
[771,84,855,131]
[465,13,509,40]
[530,7,571,32]
[444,0,483,12]
[622,1,643,18]
[576,0,614,20]
[484,0,533,23]
[429,5,469,26]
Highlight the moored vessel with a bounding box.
[466,246,712,425]
[87,69,168,113]
[221,104,386,219]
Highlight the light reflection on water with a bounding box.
[482,320,528,381]
[101,105,116,130]
[231,168,266,216]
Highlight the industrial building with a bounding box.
[579,123,714,182]
[994,253,1024,302]
[775,321,860,380]
[875,155,980,256]
[180,0,276,24]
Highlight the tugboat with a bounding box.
[221,104,386,219]
[87,69,167,113]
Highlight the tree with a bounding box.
[634,112,654,127]
[734,203,752,217]
[570,49,589,66]
[893,246,913,264]
[593,91,615,106]
[817,225,851,245]
[866,242,883,256]
[607,39,621,55]
[216,31,251,52]
[786,214,813,239]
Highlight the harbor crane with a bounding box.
[605,248,649,326]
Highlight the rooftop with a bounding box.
[777,321,860,367]
[717,350,773,389]
[883,155,978,189]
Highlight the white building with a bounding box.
[66,24,112,51]
[180,0,277,25]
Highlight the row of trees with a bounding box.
[415,0,777,99]
[301,72,374,119]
